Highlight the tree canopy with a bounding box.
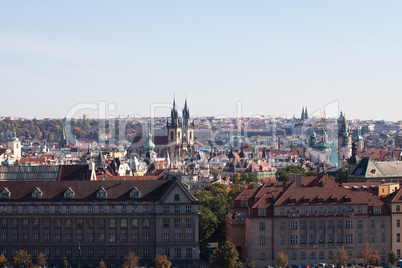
[330,246,351,267]
[154,255,172,268]
[212,241,242,268]
[121,251,140,268]
[12,250,33,268]
[275,166,308,182]
[275,251,288,268]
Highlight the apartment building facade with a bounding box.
[227,175,392,268]
[0,178,199,267]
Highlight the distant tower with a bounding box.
[8,132,21,160]
[309,129,317,147]
[355,126,364,151]
[338,112,352,160]
[301,107,305,120]
[305,107,308,120]
[144,129,157,165]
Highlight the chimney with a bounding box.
[295,174,302,188]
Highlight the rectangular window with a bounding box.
[259,209,266,216]
[55,233,61,242]
[371,219,375,227]
[185,219,192,228]
[279,208,285,215]
[337,220,342,228]
[174,206,181,214]
[163,234,169,243]
[143,219,150,228]
[121,205,126,213]
[66,233,72,242]
[77,233,82,242]
[357,206,362,214]
[55,248,61,257]
[185,248,193,257]
[260,222,265,230]
[99,233,105,242]
[120,233,127,243]
[88,233,94,242]
[357,219,363,228]
[328,220,334,228]
[88,248,94,257]
[23,219,28,228]
[110,205,116,213]
[300,207,305,215]
[185,233,192,242]
[12,233,18,242]
[337,234,342,243]
[346,234,353,243]
[65,219,71,228]
[371,233,375,242]
[328,207,333,214]
[99,219,105,228]
[11,219,17,228]
[328,234,333,243]
[88,219,94,228]
[110,233,116,242]
[241,200,247,207]
[143,233,150,242]
[174,219,181,227]
[337,206,342,214]
[396,233,399,242]
[44,233,50,242]
[300,235,306,244]
[319,220,324,229]
[186,205,192,213]
[319,234,324,243]
[144,248,149,257]
[358,233,363,243]
[290,235,298,245]
[121,219,127,228]
[280,221,285,230]
[132,233,138,243]
[33,219,39,228]
[374,207,381,214]
[259,235,265,245]
[132,219,138,228]
[280,235,285,245]
[174,233,181,242]
[163,219,170,228]
[44,219,50,228]
[143,205,150,213]
[290,221,298,230]
[346,220,353,229]
[309,221,315,229]
[397,205,401,212]
[309,234,315,244]
[34,233,40,242]
[175,248,181,258]
[99,205,104,213]
[381,219,385,227]
[381,233,385,242]
[23,233,28,242]
[300,221,306,229]
[76,219,83,228]
[163,206,170,213]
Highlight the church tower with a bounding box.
[167,97,182,148]
[355,126,364,151]
[338,112,352,160]
[8,132,21,160]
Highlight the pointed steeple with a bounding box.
[305,107,308,119]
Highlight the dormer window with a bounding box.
[317,197,324,203]
[0,187,11,199]
[130,187,140,198]
[64,187,75,199]
[32,187,43,199]
[288,197,296,204]
[97,187,107,198]
[344,196,352,203]
[303,198,310,203]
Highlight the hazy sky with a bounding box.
[1,1,401,121]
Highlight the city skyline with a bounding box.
[1,1,402,120]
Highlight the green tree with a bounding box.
[389,250,397,265]
[0,254,9,268]
[36,252,47,267]
[330,246,351,267]
[275,251,288,268]
[62,257,68,268]
[12,250,33,268]
[276,166,307,182]
[121,251,139,268]
[199,206,219,242]
[212,241,242,268]
[154,255,172,268]
[337,169,349,183]
[231,173,241,183]
[99,259,107,268]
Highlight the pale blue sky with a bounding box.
[1,1,401,121]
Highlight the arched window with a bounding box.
[170,131,174,140]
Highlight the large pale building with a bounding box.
[0,178,199,267]
[227,175,392,268]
